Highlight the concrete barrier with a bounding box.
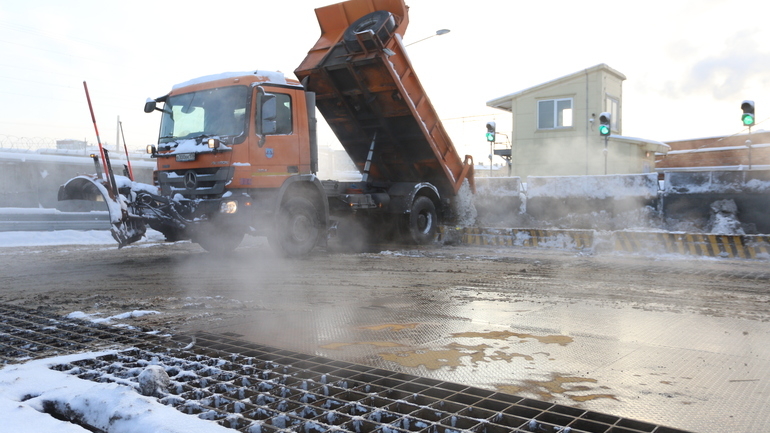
[661,170,770,234]
[525,173,659,230]
[0,150,154,209]
[613,230,770,259]
[440,226,594,250]
[440,226,770,259]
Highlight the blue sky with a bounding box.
[1,0,768,163]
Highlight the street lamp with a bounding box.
[405,29,451,47]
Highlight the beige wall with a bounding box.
[495,65,655,179]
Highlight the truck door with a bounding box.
[253,87,301,189]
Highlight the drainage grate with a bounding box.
[0,304,156,364]
[1,305,691,433]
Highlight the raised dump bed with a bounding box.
[295,0,474,198]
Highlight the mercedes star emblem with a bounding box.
[184,171,197,189]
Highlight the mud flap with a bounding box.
[58,175,146,248]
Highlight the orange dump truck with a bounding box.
[59,0,474,256]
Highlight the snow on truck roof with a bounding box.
[171,70,298,90]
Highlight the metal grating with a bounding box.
[1,305,692,433]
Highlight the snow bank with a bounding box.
[0,352,233,433]
[0,229,166,248]
[527,173,659,199]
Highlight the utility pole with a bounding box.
[116,116,121,153]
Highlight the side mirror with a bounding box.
[256,87,277,147]
[144,99,156,113]
[261,94,277,135]
[146,144,157,156]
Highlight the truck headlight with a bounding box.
[220,200,238,214]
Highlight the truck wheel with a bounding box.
[270,197,320,257]
[195,224,244,254]
[158,226,184,242]
[161,228,183,242]
[407,196,438,245]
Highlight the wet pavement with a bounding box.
[1,236,769,432]
[192,243,770,433]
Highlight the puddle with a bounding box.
[451,330,573,346]
[489,351,534,362]
[497,374,616,403]
[378,343,490,370]
[320,341,406,350]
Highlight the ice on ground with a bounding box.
[138,365,171,397]
[66,310,161,325]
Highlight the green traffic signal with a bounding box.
[741,100,755,127]
[598,112,611,137]
[485,121,496,142]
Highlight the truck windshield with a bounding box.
[159,86,249,144]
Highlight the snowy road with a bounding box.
[1,236,769,432]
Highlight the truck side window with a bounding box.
[271,94,292,135]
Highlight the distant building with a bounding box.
[657,131,770,174]
[487,64,669,179]
[56,139,88,151]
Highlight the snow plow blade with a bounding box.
[58,175,146,247]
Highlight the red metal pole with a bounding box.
[83,81,114,196]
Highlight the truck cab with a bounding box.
[144,71,328,254]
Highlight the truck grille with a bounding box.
[158,167,234,197]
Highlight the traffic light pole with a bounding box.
[489,140,493,178]
[741,101,755,170]
[603,136,609,175]
[747,125,752,170]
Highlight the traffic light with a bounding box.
[598,112,611,136]
[741,100,755,127]
[486,121,496,142]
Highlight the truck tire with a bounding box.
[406,196,438,245]
[194,220,245,254]
[149,222,185,242]
[269,197,321,257]
[343,10,396,53]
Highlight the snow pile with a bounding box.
[0,352,233,433]
[66,310,161,326]
[707,199,745,235]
